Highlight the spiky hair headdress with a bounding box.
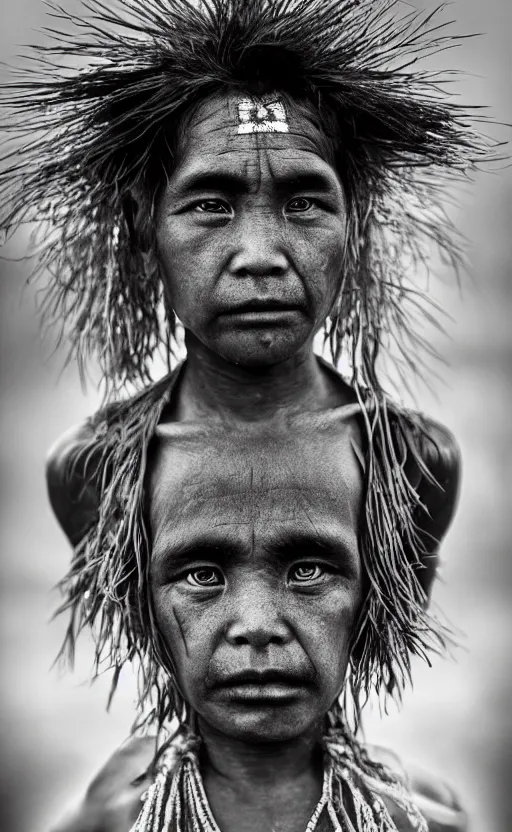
[1,0,494,396]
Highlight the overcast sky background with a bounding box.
[1,1,511,831]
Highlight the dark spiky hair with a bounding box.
[1,0,495,395]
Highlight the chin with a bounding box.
[215,329,311,368]
[205,703,318,744]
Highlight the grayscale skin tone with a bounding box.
[155,94,348,374]
[148,429,364,832]
[46,92,462,831]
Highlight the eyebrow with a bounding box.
[265,530,359,575]
[153,535,246,578]
[172,169,337,197]
[154,528,358,579]
[173,171,248,196]
[276,172,336,193]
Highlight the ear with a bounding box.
[122,190,152,253]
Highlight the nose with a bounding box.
[229,214,289,278]
[225,581,292,649]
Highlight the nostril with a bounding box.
[269,635,285,645]
[234,266,285,278]
[234,266,286,279]
[227,631,288,648]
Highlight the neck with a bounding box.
[198,718,324,792]
[177,332,342,423]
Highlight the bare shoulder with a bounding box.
[391,411,463,592]
[370,746,467,831]
[84,736,158,805]
[408,762,468,831]
[411,413,461,485]
[46,419,97,478]
[47,376,177,547]
[46,389,131,544]
[46,388,144,547]
[49,736,189,832]
[50,737,158,832]
[405,412,462,539]
[46,417,103,546]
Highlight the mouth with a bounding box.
[212,669,310,703]
[218,684,302,703]
[218,299,305,326]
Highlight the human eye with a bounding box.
[288,562,326,584]
[193,198,232,215]
[285,196,316,213]
[186,566,225,587]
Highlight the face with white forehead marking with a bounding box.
[149,418,363,742]
[236,95,290,134]
[156,92,348,367]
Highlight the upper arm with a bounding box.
[414,417,462,543]
[406,416,462,597]
[369,746,467,832]
[49,737,161,832]
[79,737,157,831]
[46,420,101,547]
[408,764,468,832]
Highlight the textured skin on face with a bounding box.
[156,93,347,368]
[148,403,363,744]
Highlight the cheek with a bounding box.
[152,587,217,690]
[298,588,359,687]
[289,226,346,311]
[152,589,187,667]
[155,221,218,319]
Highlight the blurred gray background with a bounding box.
[1,1,511,831]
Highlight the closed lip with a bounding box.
[212,669,310,689]
[220,299,305,315]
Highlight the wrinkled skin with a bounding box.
[155,93,348,368]
[146,407,363,831]
[149,407,364,745]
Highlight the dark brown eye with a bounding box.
[187,567,224,587]
[289,563,323,582]
[286,197,314,213]
[194,199,231,214]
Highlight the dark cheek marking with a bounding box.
[249,465,256,559]
[172,606,190,658]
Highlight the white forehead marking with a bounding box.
[237,96,289,134]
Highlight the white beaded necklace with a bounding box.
[130,734,428,832]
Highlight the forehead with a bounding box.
[148,423,363,563]
[172,92,338,179]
